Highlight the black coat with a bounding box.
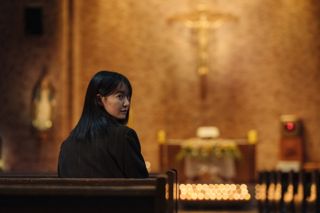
[58,125,149,178]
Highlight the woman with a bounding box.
[58,71,149,178]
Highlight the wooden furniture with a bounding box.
[256,170,320,213]
[159,139,256,183]
[0,170,178,213]
[279,115,304,163]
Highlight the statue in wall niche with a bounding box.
[31,67,56,132]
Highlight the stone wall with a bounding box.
[0,0,320,172]
[0,0,69,172]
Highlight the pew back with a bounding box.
[0,176,170,213]
[256,170,320,213]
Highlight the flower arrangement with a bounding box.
[176,138,241,161]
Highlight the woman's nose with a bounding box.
[123,97,130,106]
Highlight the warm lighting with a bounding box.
[247,129,258,144]
[284,184,294,203]
[294,183,304,203]
[307,184,316,202]
[157,130,166,144]
[274,183,282,201]
[255,183,282,201]
[267,183,275,200]
[256,182,296,204]
[179,183,251,201]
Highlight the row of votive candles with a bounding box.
[255,170,320,213]
[179,183,251,201]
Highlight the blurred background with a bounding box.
[0,0,320,185]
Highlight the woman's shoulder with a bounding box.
[107,125,137,137]
[111,125,137,137]
[105,125,139,148]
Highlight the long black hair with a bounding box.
[70,70,132,141]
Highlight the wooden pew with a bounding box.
[257,170,320,213]
[0,170,178,213]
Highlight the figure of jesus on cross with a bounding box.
[168,4,237,99]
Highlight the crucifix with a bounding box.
[168,5,237,99]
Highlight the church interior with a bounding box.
[1,0,320,212]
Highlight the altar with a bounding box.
[159,138,256,184]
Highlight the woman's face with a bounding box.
[100,83,130,120]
